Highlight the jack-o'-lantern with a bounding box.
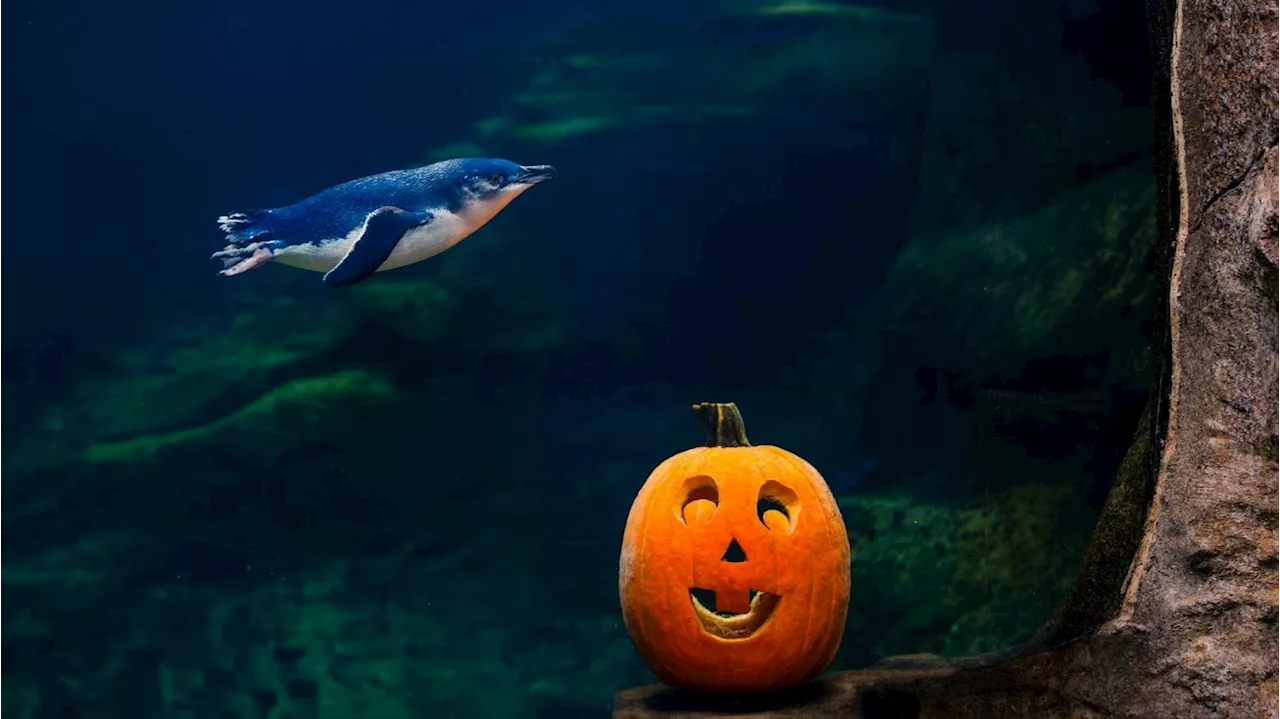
[619,402,851,695]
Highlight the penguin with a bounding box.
[212,158,556,287]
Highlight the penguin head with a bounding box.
[455,158,557,203]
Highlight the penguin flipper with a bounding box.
[323,207,434,287]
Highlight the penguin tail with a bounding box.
[216,208,273,246]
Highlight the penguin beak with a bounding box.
[515,165,557,185]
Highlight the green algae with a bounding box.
[84,369,395,464]
[563,53,669,71]
[31,278,452,462]
[511,115,623,141]
[807,163,1158,429]
[840,480,1094,660]
[47,297,352,443]
[348,277,456,346]
[423,2,935,155]
[725,0,928,22]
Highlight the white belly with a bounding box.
[274,209,473,274]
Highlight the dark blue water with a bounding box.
[4,0,1157,716]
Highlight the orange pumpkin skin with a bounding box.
[619,403,851,695]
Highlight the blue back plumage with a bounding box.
[218,158,522,247]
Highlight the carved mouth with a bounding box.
[689,588,781,639]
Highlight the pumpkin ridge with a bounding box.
[633,471,653,662]
[753,448,803,682]
[625,452,678,671]
[654,453,693,676]
[774,446,849,679]
[797,538,820,685]
[811,506,840,680]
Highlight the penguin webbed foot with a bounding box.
[213,241,281,277]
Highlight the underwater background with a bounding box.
[4,0,1158,716]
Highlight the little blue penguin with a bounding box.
[212,158,556,287]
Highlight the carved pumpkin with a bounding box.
[619,402,851,695]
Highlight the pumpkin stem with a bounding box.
[692,402,752,448]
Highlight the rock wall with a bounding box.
[1110,0,1279,712]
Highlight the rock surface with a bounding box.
[613,0,1279,715]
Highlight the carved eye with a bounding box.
[757,480,799,533]
[679,476,719,525]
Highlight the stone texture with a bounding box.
[613,0,1278,715]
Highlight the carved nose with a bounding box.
[721,538,747,563]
